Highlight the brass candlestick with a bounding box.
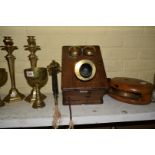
[0,36,25,103]
[0,68,8,106]
[24,36,46,103]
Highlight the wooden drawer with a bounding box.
[62,89,105,105]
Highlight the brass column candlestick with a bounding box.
[24,36,46,103]
[0,36,25,103]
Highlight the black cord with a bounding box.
[68,98,72,121]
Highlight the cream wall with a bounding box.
[0,26,155,95]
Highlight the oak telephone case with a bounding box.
[61,46,108,105]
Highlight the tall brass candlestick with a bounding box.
[0,36,25,102]
[24,36,46,103]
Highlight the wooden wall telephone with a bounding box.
[61,45,109,105]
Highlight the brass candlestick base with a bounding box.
[0,68,8,107]
[24,67,48,109]
[3,88,25,103]
[25,87,46,103]
[33,99,45,109]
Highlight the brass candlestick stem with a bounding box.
[0,36,25,103]
[24,36,46,103]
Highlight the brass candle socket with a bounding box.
[0,36,25,103]
[24,36,46,103]
[24,67,48,109]
[0,68,8,107]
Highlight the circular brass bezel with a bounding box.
[74,59,96,81]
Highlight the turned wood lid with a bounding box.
[110,77,153,94]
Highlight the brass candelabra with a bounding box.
[24,36,46,103]
[0,36,25,103]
